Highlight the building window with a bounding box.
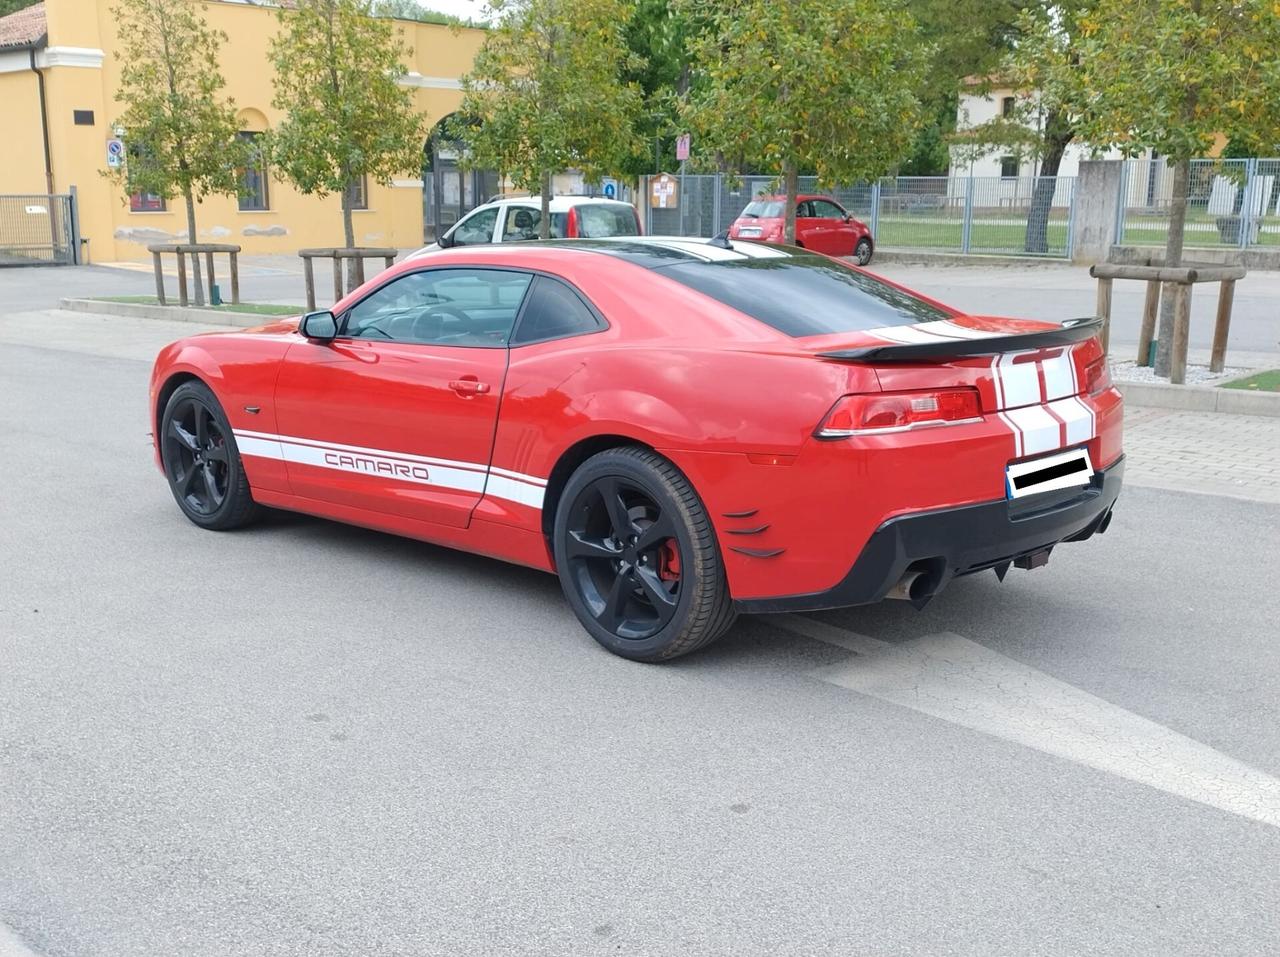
[999,156,1019,179]
[1001,96,1016,118]
[237,132,269,211]
[73,110,94,126]
[345,175,368,211]
[126,143,166,211]
[129,192,166,212]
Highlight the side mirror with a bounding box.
[299,310,338,342]
[437,228,455,249]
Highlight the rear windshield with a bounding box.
[654,253,950,337]
[740,200,784,218]
[550,204,639,238]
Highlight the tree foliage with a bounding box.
[678,0,928,241]
[0,0,39,18]
[902,0,1025,175]
[454,0,645,238]
[372,0,487,28]
[268,0,427,248]
[108,0,248,305]
[1017,0,1280,375]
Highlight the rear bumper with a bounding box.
[735,455,1123,614]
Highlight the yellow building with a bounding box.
[0,0,490,262]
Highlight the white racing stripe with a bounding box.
[1005,404,1062,456]
[233,429,545,509]
[996,353,1041,408]
[1041,348,1076,401]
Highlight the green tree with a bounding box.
[904,0,1025,176]
[946,1,1092,255]
[679,0,928,243]
[0,0,39,17]
[454,0,645,238]
[107,0,248,306]
[268,0,427,257]
[372,0,486,27]
[1021,0,1280,376]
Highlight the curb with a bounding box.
[1117,380,1280,418]
[872,250,1071,268]
[58,298,294,328]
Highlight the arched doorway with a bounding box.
[423,113,499,241]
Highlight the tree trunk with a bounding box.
[183,187,205,307]
[1024,112,1071,255]
[783,160,798,244]
[341,187,356,293]
[539,170,551,240]
[1153,157,1191,377]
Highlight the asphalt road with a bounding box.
[2,312,1279,956]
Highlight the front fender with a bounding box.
[149,333,293,491]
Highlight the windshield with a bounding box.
[740,201,784,218]
[653,252,950,337]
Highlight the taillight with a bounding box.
[815,388,982,439]
[1083,355,1112,395]
[566,207,579,238]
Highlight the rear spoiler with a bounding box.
[816,316,1104,363]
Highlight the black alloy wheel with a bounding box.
[554,447,736,662]
[164,396,230,516]
[563,475,682,641]
[160,381,259,530]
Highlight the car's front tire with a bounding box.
[854,237,874,265]
[160,380,260,530]
[553,447,737,662]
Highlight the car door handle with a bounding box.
[449,376,491,396]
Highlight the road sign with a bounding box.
[649,173,678,209]
[601,177,618,200]
[106,138,124,169]
[676,134,691,162]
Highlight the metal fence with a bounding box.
[642,173,1075,257]
[0,191,79,265]
[1117,157,1280,249]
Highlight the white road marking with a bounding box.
[774,614,1280,830]
[0,923,40,957]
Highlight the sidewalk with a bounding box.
[1123,406,1280,503]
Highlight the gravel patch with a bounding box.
[1111,359,1249,386]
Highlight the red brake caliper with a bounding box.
[658,540,681,582]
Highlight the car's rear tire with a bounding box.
[160,380,260,531]
[854,237,873,265]
[553,447,737,662]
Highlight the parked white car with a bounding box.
[411,195,643,256]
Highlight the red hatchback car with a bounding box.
[728,194,875,263]
[150,238,1122,662]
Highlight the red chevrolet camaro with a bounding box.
[150,238,1123,661]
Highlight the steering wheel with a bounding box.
[411,304,472,341]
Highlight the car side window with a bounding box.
[502,206,541,241]
[812,200,845,219]
[450,207,499,246]
[511,276,603,345]
[342,268,534,347]
[795,201,813,218]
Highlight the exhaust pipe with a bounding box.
[886,570,925,602]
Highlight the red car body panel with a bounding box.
[726,193,873,256]
[150,241,1123,606]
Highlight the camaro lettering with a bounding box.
[323,451,429,482]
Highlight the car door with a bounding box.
[500,204,542,243]
[271,267,534,528]
[808,199,853,255]
[793,200,820,248]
